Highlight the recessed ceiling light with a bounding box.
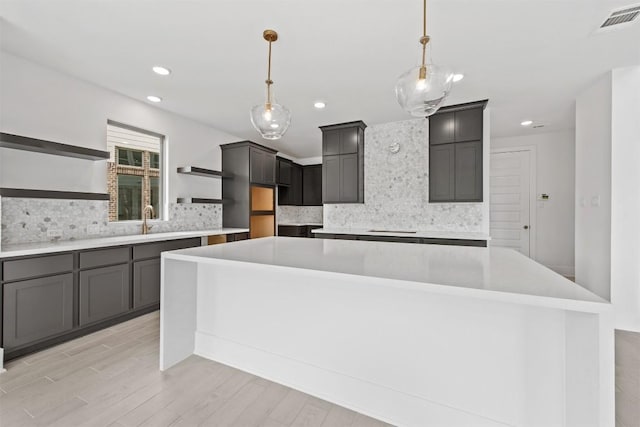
[152,66,171,76]
[452,73,464,82]
[147,95,162,103]
[521,120,533,126]
[314,101,326,109]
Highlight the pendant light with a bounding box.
[250,29,291,140]
[395,0,453,117]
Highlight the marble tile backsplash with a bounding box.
[0,197,222,245]
[277,206,323,225]
[323,118,485,232]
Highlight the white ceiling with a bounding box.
[1,0,639,158]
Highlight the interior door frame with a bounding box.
[490,146,537,259]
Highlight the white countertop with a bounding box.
[165,236,607,313]
[312,227,491,241]
[0,228,249,259]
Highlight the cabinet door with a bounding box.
[323,156,341,203]
[263,153,276,185]
[303,165,322,206]
[277,159,292,186]
[250,148,264,183]
[291,164,303,205]
[429,144,455,202]
[323,129,340,155]
[278,186,291,205]
[79,264,130,326]
[429,112,455,145]
[340,153,359,202]
[3,273,73,350]
[455,141,483,201]
[455,108,483,142]
[133,258,161,309]
[339,127,359,154]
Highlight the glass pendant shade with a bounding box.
[250,88,291,140]
[395,64,453,117]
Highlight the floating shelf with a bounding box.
[0,188,110,201]
[176,198,223,204]
[177,166,228,178]
[0,132,110,160]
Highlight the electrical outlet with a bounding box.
[591,195,601,207]
[47,228,62,238]
[87,224,100,235]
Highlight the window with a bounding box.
[107,122,164,221]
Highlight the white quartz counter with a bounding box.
[311,227,491,241]
[166,236,605,313]
[0,228,249,259]
[277,222,323,227]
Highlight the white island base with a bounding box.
[160,237,614,427]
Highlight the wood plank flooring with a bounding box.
[0,311,389,427]
[1,311,638,426]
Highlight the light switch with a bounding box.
[591,196,601,207]
[580,197,587,207]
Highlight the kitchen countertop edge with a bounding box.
[0,228,250,259]
[311,228,492,241]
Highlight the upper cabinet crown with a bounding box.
[428,100,487,203]
[320,121,366,204]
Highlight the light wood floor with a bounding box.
[1,311,638,427]
[615,329,640,427]
[0,311,390,427]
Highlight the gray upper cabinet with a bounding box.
[455,141,483,201]
[276,157,292,186]
[250,147,276,185]
[428,112,455,145]
[454,108,483,142]
[79,264,130,326]
[302,164,322,206]
[320,121,366,204]
[429,144,456,202]
[428,100,487,203]
[3,273,74,350]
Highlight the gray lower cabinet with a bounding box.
[79,264,130,326]
[3,273,74,350]
[133,258,161,308]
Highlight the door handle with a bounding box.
[523,225,529,230]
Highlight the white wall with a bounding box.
[0,51,242,204]
[610,66,640,331]
[492,130,575,276]
[575,72,613,300]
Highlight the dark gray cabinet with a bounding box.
[250,147,276,185]
[302,165,322,206]
[79,264,130,326]
[278,225,322,238]
[455,141,483,201]
[320,121,366,204]
[3,273,74,350]
[429,144,455,202]
[276,157,292,186]
[1,236,202,360]
[133,258,161,309]
[428,100,487,203]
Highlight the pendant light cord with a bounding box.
[266,39,273,107]
[421,0,428,68]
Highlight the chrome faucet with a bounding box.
[142,205,155,234]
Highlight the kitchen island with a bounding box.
[160,237,613,427]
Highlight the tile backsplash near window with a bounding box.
[323,118,486,232]
[0,197,222,245]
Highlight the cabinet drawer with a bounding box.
[228,232,249,242]
[278,225,307,237]
[80,246,130,269]
[3,273,74,350]
[3,253,74,282]
[133,238,201,260]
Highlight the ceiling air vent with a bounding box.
[600,5,640,28]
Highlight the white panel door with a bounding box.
[490,151,531,256]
